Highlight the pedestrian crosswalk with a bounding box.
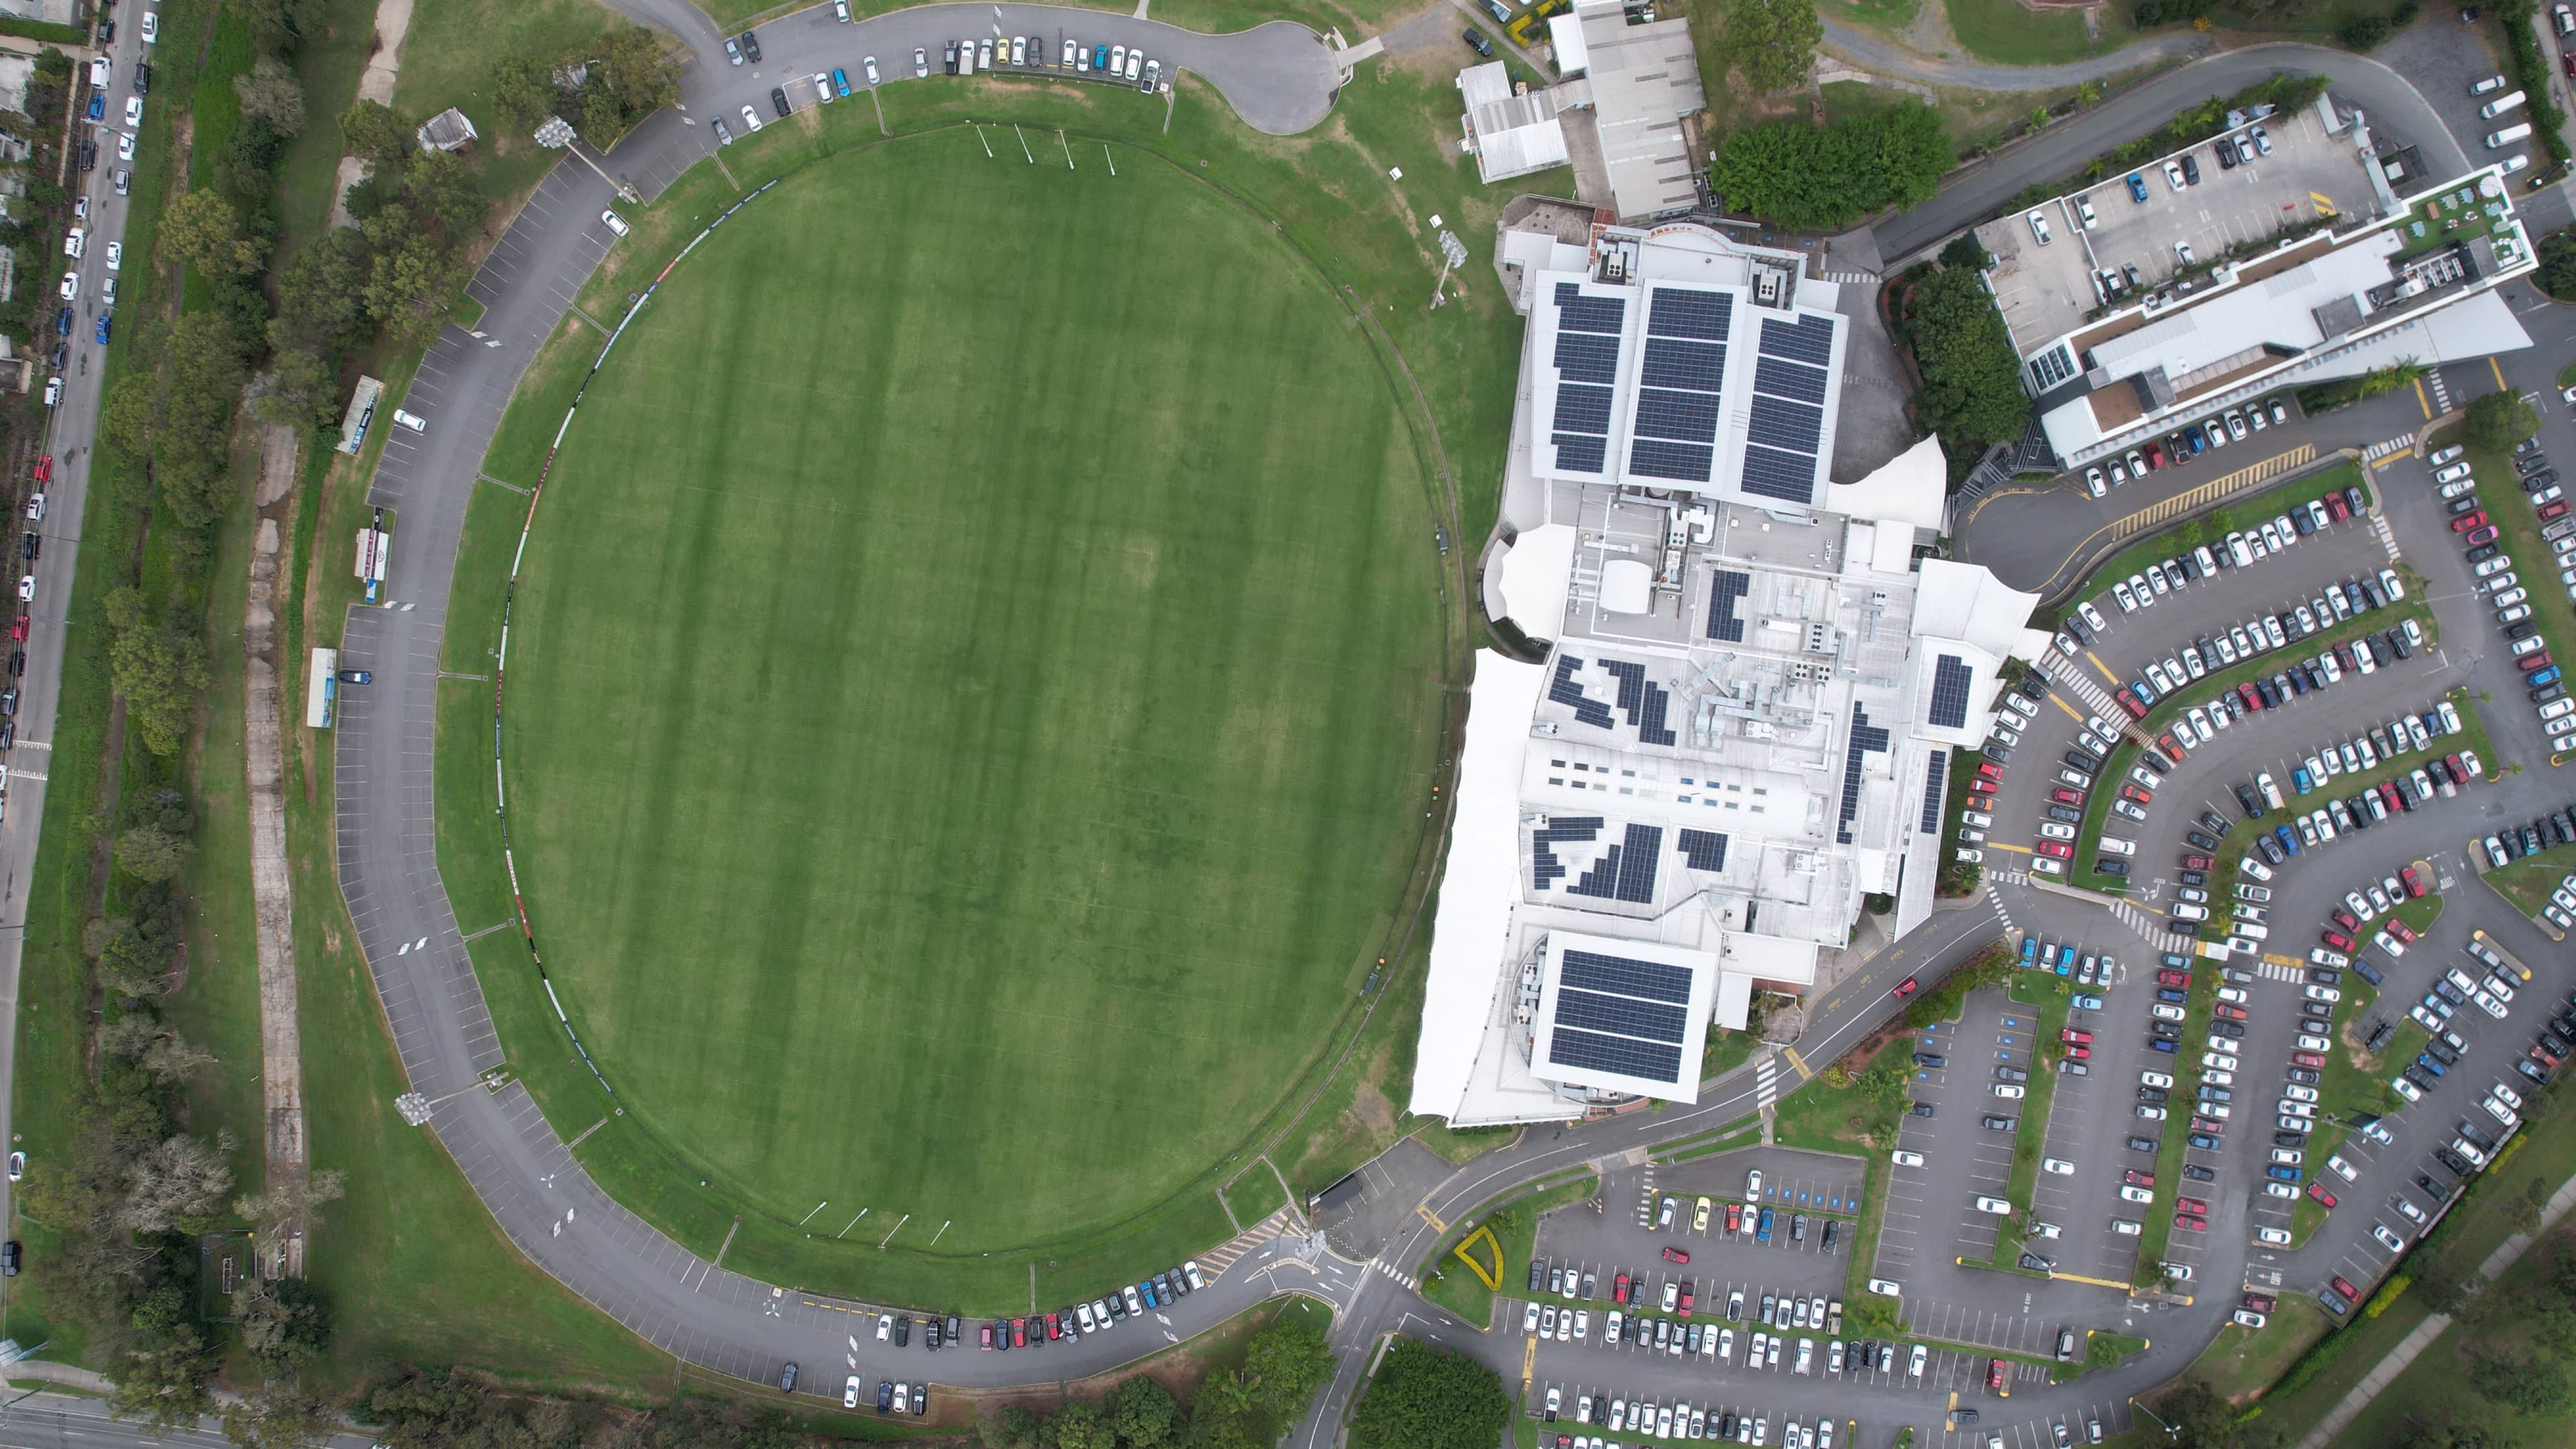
[1371,1258,1421,1292]
[2427,367,2453,415]
[1195,1209,1293,1280]
[1636,1163,1661,1228]
[1823,270,1878,285]
[1754,1053,1782,1111]
[2369,508,2402,561]
[2254,959,2305,982]
[2362,431,2416,463]
[2106,898,2190,953]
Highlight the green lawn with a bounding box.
[2079,464,2371,608]
[2450,420,2576,772]
[1944,0,2120,65]
[1988,975,2072,1268]
[1417,1172,1599,1328]
[491,138,1442,1256]
[2487,845,2576,918]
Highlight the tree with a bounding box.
[159,189,268,277]
[1044,1400,1115,1449]
[219,1384,337,1448]
[100,372,156,460]
[978,1405,1040,1449]
[1904,266,2033,466]
[2467,389,2541,454]
[1723,0,1821,93]
[234,1168,346,1242]
[2469,1342,2573,1416]
[2540,225,2576,301]
[1240,1313,1335,1415]
[236,0,328,54]
[489,54,556,131]
[115,824,193,882]
[337,100,411,170]
[233,1277,332,1377]
[1711,103,1951,231]
[1939,232,1992,272]
[1106,1377,1178,1447]
[232,56,307,136]
[107,1326,218,1434]
[2340,13,2392,46]
[110,625,211,758]
[1346,1339,1511,1449]
[115,1132,233,1234]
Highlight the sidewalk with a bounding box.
[2292,1163,2576,1448]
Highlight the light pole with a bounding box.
[534,115,642,205]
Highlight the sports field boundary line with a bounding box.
[446,123,1479,1294]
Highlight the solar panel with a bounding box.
[1639,684,1678,747]
[1552,383,1614,435]
[1918,753,1948,834]
[1554,987,1689,1042]
[1562,948,1694,1004]
[1752,356,1829,406]
[1676,828,1728,871]
[1630,439,1715,484]
[1532,816,1605,892]
[1739,445,1818,504]
[1634,388,1722,443]
[1548,655,1614,729]
[1553,433,1607,473]
[1648,287,1733,342]
[1601,658,1648,723]
[1927,655,1975,731]
[1758,313,1836,366]
[1568,845,1623,898]
[1553,331,1621,386]
[1641,337,1727,393]
[1546,1026,1684,1084]
[1838,702,1892,846]
[1705,570,1750,642]
[1614,823,1662,903]
[1555,284,1629,336]
[1747,396,1824,454]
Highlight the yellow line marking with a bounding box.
[1416,1204,1447,1234]
[2414,378,2431,419]
[2493,356,2509,391]
[1522,1334,1537,1385]
[2083,649,2119,685]
[1780,1046,1814,1080]
[2051,695,2086,723]
[2263,952,2303,967]
[1985,841,2035,855]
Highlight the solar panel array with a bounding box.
[1741,314,1837,504]
[1549,655,1614,729]
[1927,655,1975,731]
[1546,948,1694,1085]
[1918,752,1947,834]
[1676,828,1729,872]
[1566,822,1662,904]
[1705,569,1750,643]
[1837,702,1892,845]
[1638,684,1678,747]
[1551,282,1626,476]
[1628,287,1734,486]
[1603,658,1648,723]
[1531,816,1605,892]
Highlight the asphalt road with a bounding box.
[0,1390,373,1449]
[0,1,163,1269]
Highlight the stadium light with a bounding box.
[535,115,643,205]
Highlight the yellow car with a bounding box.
[1693,1196,1712,1232]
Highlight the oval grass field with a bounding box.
[500,135,1446,1249]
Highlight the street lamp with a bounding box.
[534,115,641,205]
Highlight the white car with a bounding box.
[105,240,123,271]
[2029,210,2053,244]
[2256,1227,2293,1246]
[843,1376,863,1408]
[2118,1185,2154,1203]
[117,131,134,166]
[124,95,142,128]
[2043,1158,2075,1175]
[1974,1196,2012,1214]
[2141,1071,2174,1089]
[739,103,762,132]
[141,10,158,42]
[58,271,77,301]
[390,409,426,433]
[2110,1218,2142,1236]
[601,209,631,237]
[1892,1150,1925,1167]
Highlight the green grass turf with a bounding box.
[499,136,1444,1252]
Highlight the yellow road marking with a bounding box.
[1984,841,2034,855]
[2414,378,2431,419]
[2029,446,2313,597]
[2051,695,2086,723]
[1416,1204,1447,1234]
[2493,356,2509,391]
[1780,1046,1814,1080]
[2264,952,2303,967]
[1523,1334,1537,1385]
[2083,649,2119,685]
[2052,1271,2137,1290]
[2312,190,2337,216]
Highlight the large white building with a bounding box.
[1411,218,2043,1127]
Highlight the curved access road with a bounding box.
[1821,15,2218,94]
[1870,42,2471,260]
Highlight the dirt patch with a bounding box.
[1349,1077,1397,1136]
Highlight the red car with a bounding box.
[2378,782,2404,813]
[2468,525,2502,546]
[7,615,25,643]
[2063,1044,2092,1060]
[1977,761,2005,782]
[2452,511,2490,533]
[2402,865,2426,897]
[2237,682,2264,712]
[2325,492,2351,522]
[979,1324,996,1350]
[2192,1116,2226,1134]
[1012,1319,1028,1348]
[1987,1358,2009,1392]
[1725,1203,1741,1233]
[2159,733,2186,764]
[2116,688,2148,719]
[2388,919,2418,945]
[2543,499,2573,523]
[2332,907,2359,932]
[2157,969,2192,987]
[2520,651,2555,674]
[2307,1183,2339,1208]
[1678,1282,1696,1318]
[2061,1028,2094,1045]
[1970,777,2000,796]
[2181,854,2213,871]
[2292,1051,2328,1069]
[2245,1293,2277,1313]
[1046,1311,1063,1340]
[2446,752,2468,781]
[2121,784,2153,806]
[2125,1169,2156,1187]
[2330,1277,2361,1303]
[2147,443,2166,470]
[2049,787,2084,806]
[2178,1197,2208,1215]
[1613,1273,1631,1303]
[2321,930,2354,951]
[2214,1004,2248,1022]
[2174,1214,2208,1233]
[30,455,50,484]
[1662,1246,1690,1264]
[1893,976,1919,998]
[2037,841,2074,859]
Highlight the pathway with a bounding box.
[1819,15,2214,93]
[329,0,415,230]
[244,425,308,1278]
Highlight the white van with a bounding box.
[2481,90,2526,119]
[2487,122,2534,149]
[63,226,83,258]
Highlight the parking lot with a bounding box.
[1977,100,2381,355]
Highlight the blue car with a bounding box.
[833,66,850,96]
[94,311,109,345]
[2151,1039,2180,1054]
[2021,937,2038,965]
[85,93,103,120]
[2416,1053,2447,1077]
[2275,824,2302,857]
[2057,945,2078,969]
[1756,1207,1774,1241]
[2074,994,2103,1010]
[54,306,71,336]
[1094,42,1110,69]
[1138,1280,1158,1309]
[2533,665,2564,688]
[2267,1165,2303,1183]
[2292,767,2312,795]
[2126,172,2149,203]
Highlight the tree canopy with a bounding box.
[1721,0,1821,94]
[2466,389,2540,454]
[1900,264,2032,471]
[1710,103,1952,231]
[1346,1339,1512,1449]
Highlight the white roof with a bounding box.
[1824,433,1949,533]
[1496,523,1578,639]
[1460,62,1570,184]
[1913,558,2043,660]
[1548,12,1588,73]
[1409,651,1551,1119]
[2088,235,2401,387]
[1600,559,1654,613]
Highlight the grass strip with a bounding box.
[2076,462,2371,610]
[1990,975,2074,1267]
[1417,1172,1603,1328]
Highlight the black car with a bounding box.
[1462,25,1494,54]
[771,86,790,117]
[0,1240,15,1276]
[2234,782,2264,816]
[2138,1087,2169,1104]
[2434,1146,2473,1177]
[2198,809,2229,836]
[2307,969,2341,986]
[1910,1100,1935,1117]
[913,1385,928,1417]
[6,651,21,677]
[2187,829,2220,851]
[779,1362,798,1393]
[2047,804,2082,824]
[2021,1252,2057,1273]
[2097,858,2131,877]
[1913,1052,1947,1069]
[2151,1022,2182,1040]
[2273,1130,2307,1148]
[739,29,761,62]
[2257,834,2286,864]
[876,1380,894,1412]
[926,1316,943,1350]
[2469,543,2502,564]
[2211,1021,2247,1039]
[2178,869,2207,886]
[2065,749,2102,772]
[2125,1134,2156,1152]
[2180,152,2201,183]
[893,1316,910,1346]
[1529,1260,1544,1291]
